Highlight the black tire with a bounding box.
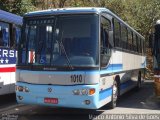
[108,80,119,109]
[136,72,142,90]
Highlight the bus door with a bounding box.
[100,14,113,93]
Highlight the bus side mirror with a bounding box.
[108,31,114,47]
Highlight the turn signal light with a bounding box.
[89,88,95,95]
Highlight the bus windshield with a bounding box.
[18,14,99,69]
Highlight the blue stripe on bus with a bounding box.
[99,80,134,101]
[86,63,123,75]
[99,87,112,101]
[120,80,133,90]
[107,64,123,70]
[100,64,123,74]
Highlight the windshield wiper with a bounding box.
[58,31,74,70]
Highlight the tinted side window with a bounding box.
[136,35,139,52]
[10,25,21,49]
[15,26,21,49]
[128,29,133,50]
[0,22,10,47]
[114,19,121,47]
[138,37,142,53]
[133,33,137,52]
[121,25,128,49]
[142,39,145,54]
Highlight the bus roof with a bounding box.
[0,9,22,25]
[25,7,107,16]
[25,7,144,39]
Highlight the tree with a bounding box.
[0,0,35,15]
[0,0,12,12]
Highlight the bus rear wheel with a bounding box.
[136,72,142,90]
[108,80,118,109]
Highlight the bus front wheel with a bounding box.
[108,80,118,109]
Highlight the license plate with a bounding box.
[44,98,58,104]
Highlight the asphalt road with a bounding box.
[0,80,160,120]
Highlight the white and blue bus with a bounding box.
[16,7,146,109]
[0,10,22,95]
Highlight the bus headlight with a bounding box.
[24,87,30,92]
[72,88,95,95]
[16,86,23,92]
[72,89,80,95]
[81,89,88,95]
[16,86,30,92]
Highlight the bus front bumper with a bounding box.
[16,82,100,109]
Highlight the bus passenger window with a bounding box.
[0,22,10,47]
[139,38,142,53]
[114,19,121,47]
[133,33,137,52]
[10,27,15,48]
[136,35,139,52]
[15,26,21,49]
[10,26,21,49]
[128,30,133,50]
[121,25,128,49]
[0,26,2,46]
